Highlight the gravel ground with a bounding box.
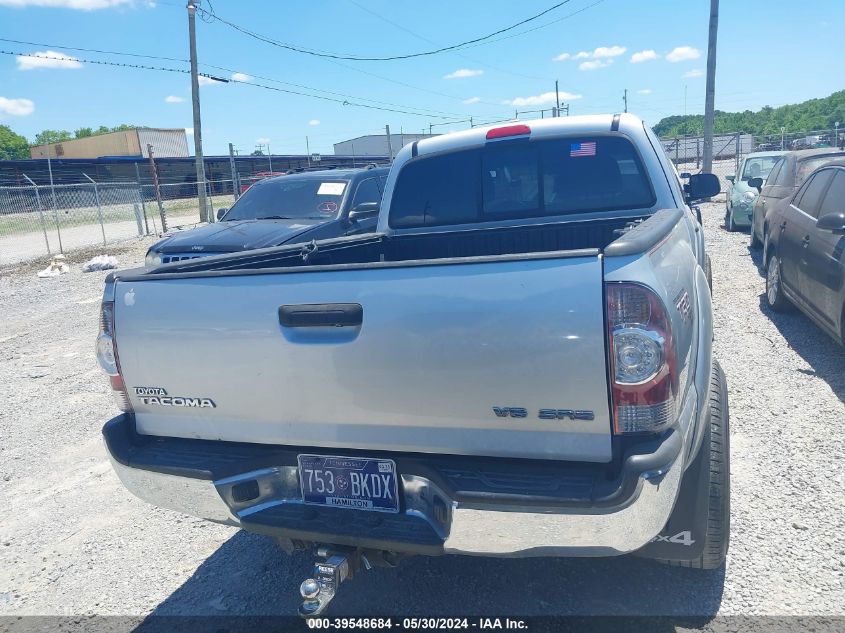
[0,205,843,622]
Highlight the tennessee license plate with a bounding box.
[297,454,400,513]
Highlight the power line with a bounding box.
[196,1,574,61]
[344,0,550,82]
[461,0,607,48]
[0,36,490,119]
[2,50,226,80]
[0,50,465,120]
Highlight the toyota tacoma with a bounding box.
[98,114,728,615]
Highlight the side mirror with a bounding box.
[747,177,763,192]
[726,174,735,183]
[348,201,380,222]
[817,212,845,234]
[216,208,228,220]
[685,172,721,202]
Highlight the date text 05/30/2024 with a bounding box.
[306,618,528,630]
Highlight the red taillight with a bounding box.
[606,283,677,434]
[96,301,133,412]
[486,124,531,140]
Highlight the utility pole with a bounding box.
[187,0,210,223]
[306,136,311,168]
[623,89,628,113]
[702,0,719,173]
[555,80,560,117]
[385,124,393,160]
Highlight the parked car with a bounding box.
[749,148,845,248]
[99,114,727,615]
[755,142,779,152]
[144,166,389,266]
[725,151,785,231]
[763,161,845,345]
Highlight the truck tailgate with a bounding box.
[115,253,613,462]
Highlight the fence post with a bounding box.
[23,174,51,256]
[228,143,240,201]
[147,145,168,233]
[674,137,679,165]
[735,133,741,176]
[134,162,151,235]
[83,173,107,245]
[28,173,64,253]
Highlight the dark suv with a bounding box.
[145,166,389,266]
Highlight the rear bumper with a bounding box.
[104,414,684,558]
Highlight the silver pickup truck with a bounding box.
[98,114,728,614]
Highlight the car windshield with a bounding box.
[741,157,780,181]
[797,154,845,183]
[221,178,349,221]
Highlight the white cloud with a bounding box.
[682,69,703,78]
[504,91,582,107]
[184,127,193,135]
[0,96,34,116]
[164,95,184,103]
[630,49,659,63]
[16,50,82,70]
[256,137,270,144]
[462,96,481,105]
[666,46,701,62]
[0,0,130,8]
[579,59,611,71]
[637,88,652,95]
[197,75,218,86]
[231,72,251,82]
[592,45,626,59]
[559,46,626,65]
[443,68,483,79]
[308,119,320,126]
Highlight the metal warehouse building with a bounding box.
[29,128,189,160]
[333,133,436,158]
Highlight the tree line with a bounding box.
[653,90,845,138]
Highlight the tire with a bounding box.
[725,208,736,232]
[765,253,792,312]
[749,217,762,249]
[704,254,713,292]
[661,360,730,570]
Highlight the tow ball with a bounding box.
[298,547,372,617]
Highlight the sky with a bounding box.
[1,0,844,156]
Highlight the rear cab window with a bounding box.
[388,135,656,229]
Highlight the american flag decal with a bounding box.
[570,141,597,157]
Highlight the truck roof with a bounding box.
[412,114,642,158]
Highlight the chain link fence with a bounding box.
[660,127,845,196]
[0,178,236,267]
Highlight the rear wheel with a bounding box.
[725,208,736,232]
[704,254,713,292]
[749,219,762,249]
[660,361,730,569]
[766,253,792,312]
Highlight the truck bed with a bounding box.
[143,215,647,276]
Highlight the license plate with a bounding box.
[297,454,400,513]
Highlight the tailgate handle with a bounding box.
[279,303,363,328]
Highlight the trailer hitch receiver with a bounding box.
[299,548,364,617]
